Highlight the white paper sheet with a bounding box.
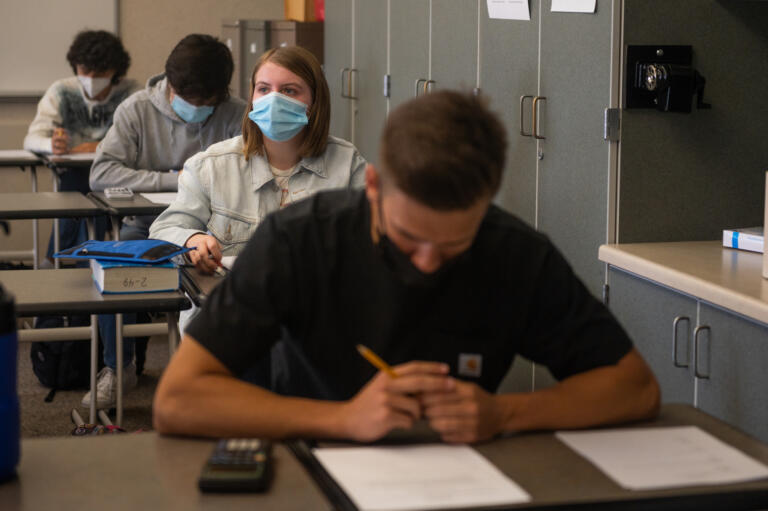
[0,149,39,161]
[557,426,768,490]
[52,152,97,161]
[551,0,596,13]
[313,444,530,511]
[220,255,237,270]
[487,0,530,20]
[139,192,177,205]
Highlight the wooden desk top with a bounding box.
[0,150,43,167]
[0,269,190,316]
[600,241,768,326]
[89,191,170,217]
[0,433,331,511]
[0,192,104,220]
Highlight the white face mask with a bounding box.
[77,75,112,99]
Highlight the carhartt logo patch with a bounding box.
[458,353,482,377]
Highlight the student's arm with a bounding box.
[153,335,454,440]
[23,83,63,154]
[421,347,660,443]
[89,102,178,192]
[149,156,211,246]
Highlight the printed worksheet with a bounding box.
[557,426,768,490]
[313,444,530,510]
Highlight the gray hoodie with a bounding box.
[90,73,246,194]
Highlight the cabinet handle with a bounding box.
[672,316,690,368]
[520,95,534,137]
[693,325,711,379]
[414,78,426,97]
[424,79,435,94]
[533,96,547,140]
[341,68,358,99]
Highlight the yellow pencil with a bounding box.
[356,344,399,378]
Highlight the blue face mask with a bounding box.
[171,95,214,124]
[248,92,309,142]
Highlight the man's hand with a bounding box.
[52,128,69,155]
[185,233,222,274]
[70,141,99,153]
[421,379,504,444]
[338,361,453,442]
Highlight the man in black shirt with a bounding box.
[154,91,659,443]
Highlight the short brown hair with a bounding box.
[241,46,330,160]
[380,90,507,210]
[165,34,233,105]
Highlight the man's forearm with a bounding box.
[154,372,347,439]
[495,349,660,433]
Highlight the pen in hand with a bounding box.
[356,344,399,378]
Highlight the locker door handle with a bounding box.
[415,78,426,97]
[424,79,435,94]
[341,68,358,99]
[672,316,690,368]
[693,325,711,379]
[533,96,547,140]
[520,95,534,137]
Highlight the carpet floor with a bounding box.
[17,334,170,437]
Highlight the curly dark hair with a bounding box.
[165,34,233,105]
[66,30,131,85]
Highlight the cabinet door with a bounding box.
[537,0,615,298]
[430,0,477,92]
[389,0,430,109]
[608,267,697,404]
[697,304,768,444]
[353,0,388,164]
[324,0,352,140]
[480,0,540,226]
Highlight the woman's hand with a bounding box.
[52,128,69,155]
[185,233,223,274]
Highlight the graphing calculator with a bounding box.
[104,187,134,200]
[198,438,273,493]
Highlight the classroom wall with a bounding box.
[0,0,283,255]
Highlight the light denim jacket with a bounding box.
[149,135,366,254]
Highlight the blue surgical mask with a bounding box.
[171,95,214,124]
[248,92,309,142]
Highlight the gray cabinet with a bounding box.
[353,0,388,166]
[325,0,352,141]
[696,304,768,444]
[607,266,768,444]
[537,4,616,297]
[608,268,697,404]
[480,4,539,226]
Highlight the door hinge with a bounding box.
[383,74,391,98]
[603,108,620,142]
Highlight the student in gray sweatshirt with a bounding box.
[85,34,246,409]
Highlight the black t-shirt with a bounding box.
[187,189,632,401]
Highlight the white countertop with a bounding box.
[599,241,768,325]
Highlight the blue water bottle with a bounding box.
[0,284,20,482]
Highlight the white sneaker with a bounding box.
[81,363,138,409]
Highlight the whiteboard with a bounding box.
[0,0,118,96]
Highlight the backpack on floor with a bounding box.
[29,315,101,401]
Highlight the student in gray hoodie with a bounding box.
[85,34,246,409]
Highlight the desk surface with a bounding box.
[0,433,331,511]
[180,266,225,307]
[599,241,768,325]
[43,153,94,170]
[0,192,104,220]
[300,404,768,511]
[89,191,170,217]
[0,150,43,166]
[0,268,190,316]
